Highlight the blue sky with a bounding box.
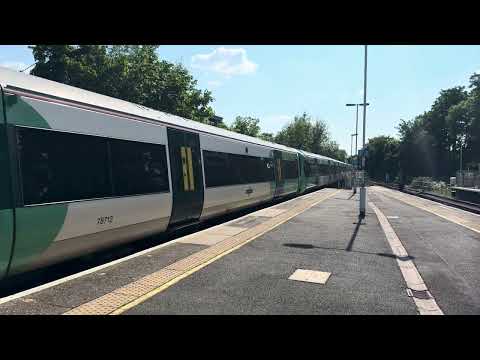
[1,45,479,154]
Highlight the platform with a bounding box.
[1,186,479,315]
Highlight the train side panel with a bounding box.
[199,133,275,220]
[4,94,173,274]
[0,87,15,278]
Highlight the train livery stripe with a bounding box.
[4,94,51,129]
[9,204,68,274]
[0,210,14,277]
[0,88,14,277]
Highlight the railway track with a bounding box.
[369,181,480,215]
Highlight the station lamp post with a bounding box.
[459,134,466,186]
[346,102,370,162]
[351,133,355,193]
[350,134,354,161]
[346,103,369,195]
[359,45,368,218]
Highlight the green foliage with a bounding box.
[273,113,346,161]
[229,116,261,137]
[371,70,480,183]
[259,132,275,142]
[29,45,215,124]
[365,136,399,181]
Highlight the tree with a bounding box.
[397,116,436,181]
[465,73,480,170]
[274,113,346,161]
[29,45,216,125]
[310,120,330,155]
[275,113,313,150]
[230,116,261,137]
[365,136,400,181]
[259,132,275,142]
[422,86,468,178]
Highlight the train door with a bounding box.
[167,128,204,227]
[298,153,306,193]
[273,150,284,197]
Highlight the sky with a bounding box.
[1,45,479,155]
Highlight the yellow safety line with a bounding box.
[110,189,341,315]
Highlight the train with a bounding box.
[0,66,351,279]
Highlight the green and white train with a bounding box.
[0,66,351,279]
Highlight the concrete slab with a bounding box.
[288,269,331,284]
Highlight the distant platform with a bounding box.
[452,186,480,193]
[452,186,480,203]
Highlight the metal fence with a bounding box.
[456,171,480,188]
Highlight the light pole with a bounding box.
[346,103,369,195]
[350,134,354,161]
[359,45,368,218]
[351,133,355,191]
[459,134,466,186]
[346,103,370,160]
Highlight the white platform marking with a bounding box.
[289,269,331,284]
[369,201,443,315]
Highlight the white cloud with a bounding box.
[0,61,31,73]
[191,47,258,77]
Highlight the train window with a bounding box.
[306,159,319,177]
[241,154,274,183]
[282,159,298,179]
[203,150,232,187]
[17,127,112,205]
[110,139,169,196]
[203,150,274,187]
[319,164,330,176]
[304,160,311,177]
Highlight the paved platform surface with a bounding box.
[1,186,479,315]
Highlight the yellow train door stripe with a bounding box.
[180,147,189,191]
[187,147,194,191]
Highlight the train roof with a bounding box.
[299,150,349,166]
[0,66,347,164]
[299,150,332,162]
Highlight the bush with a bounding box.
[410,177,434,190]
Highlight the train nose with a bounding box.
[0,86,15,279]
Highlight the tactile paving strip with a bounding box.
[64,292,138,315]
[62,189,340,315]
[230,216,271,228]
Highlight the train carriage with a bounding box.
[0,66,350,279]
